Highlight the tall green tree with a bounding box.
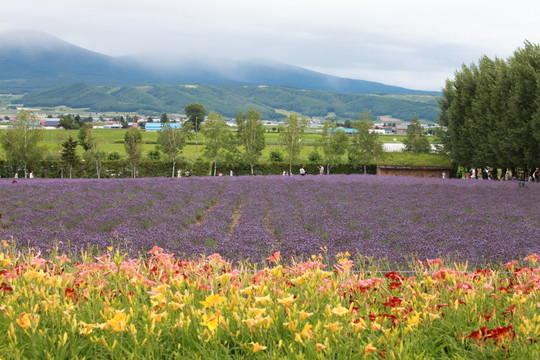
[82,127,106,179]
[157,122,194,177]
[78,124,92,151]
[236,109,266,175]
[160,113,169,124]
[202,112,235,176]
[348,112,383,174]
[0,110,45,177]
[320,121,349,174]
[124,127,143,178]
[439,41,540,171]
[185,103,206,157]
[61,136,79,179]
[279,114,307,175]
[404,117,431,154]
[507,41,540,167]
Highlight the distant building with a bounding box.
[145,122,184,131]
[42,118,60,128]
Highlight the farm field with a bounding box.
[1,175,539,358]
[0,175,538,268]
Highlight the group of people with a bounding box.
[11,171,33,183]
[176,170,191,178]
[281,165,325,176]
[457,167,540,182]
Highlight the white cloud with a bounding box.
[1,0,540,90]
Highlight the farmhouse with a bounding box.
[377,165,453,178]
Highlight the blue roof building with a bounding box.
[145,122,184,131]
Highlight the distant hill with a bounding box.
[20,83,440,121]
[0,30,439,96]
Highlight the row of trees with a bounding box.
[1,105,433,178]
[438,41,540,170]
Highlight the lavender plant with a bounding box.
[0,175,538,267]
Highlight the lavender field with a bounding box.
[1,175,538,267]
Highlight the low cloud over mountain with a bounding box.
[0,30,438,96]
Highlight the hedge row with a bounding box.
[0,160,378,178]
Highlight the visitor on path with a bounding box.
[230,169,233,176]
[29,171,34,179]
[185,170,190,177]
[299,166,306,176]
[318,164,324,175]
[177,169,182,178]
[14,172,18,180]
[282,171,287,176]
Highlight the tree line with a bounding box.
[0,105,433,178]
[438,41,540,176]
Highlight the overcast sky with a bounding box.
[2,0,539,91]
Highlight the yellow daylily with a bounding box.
[365,343,378,356]
[332,304,349,317]
[250,342,267,353]
[299,310,313,320]
[201,312,223,332]
[106,311,128,332]
[255,294,271,306]
[277,295,295,308]
[200,294,227,309]
[324,321,341,333]
[16,313,35,329]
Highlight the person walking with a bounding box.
[299,166,306,176]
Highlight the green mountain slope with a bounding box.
[20,83,440,121]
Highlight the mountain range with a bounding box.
[0,30,438,96]
[0,30,440,121]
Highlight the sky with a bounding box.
[2,0,540,91]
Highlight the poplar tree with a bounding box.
[124,127,143,178]
[348,113,383,174]
[202,112,234,176]
[236,109,266,175]
[279,114,307,175]
[320,121,349,174]
[157,122,193,177]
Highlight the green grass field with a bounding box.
[2,128,447,166]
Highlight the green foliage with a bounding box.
[61,136,80,178]
[160,113,169,124]
[147,148,161,160]
[236,109,266,174]
[184,103,206,131]
[279,114,308,174]
[124,127,143,178]
[78,124,91,151]
[157,122,193,177]
[348,115,383,173]
[107,152,120,160]
[404,117,431,154]
[20,83,440,121]
[439,41,540,169]
[308,149,322,163]
[0,110,45,177]
[268,149,284,162]
[320,121,349,174]
[202,112,236,176]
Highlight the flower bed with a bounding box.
[0,245,539,358]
